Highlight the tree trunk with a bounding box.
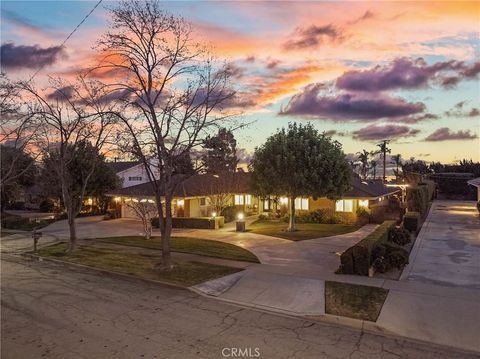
[287,196,296,232]
[161,195,173,269]
[67,215,77,252]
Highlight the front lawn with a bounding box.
[325,281,388,322]
[37,243,242,287]
[96,236,259,263]
[249,220,360,241]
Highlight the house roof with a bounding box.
[107,172,252,198]
[344,178,401,199]
[106,161,140,173]
[108,172,400,199]
[467,177,480,188]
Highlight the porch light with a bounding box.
[114,197,121,203]
[177,199,185,207]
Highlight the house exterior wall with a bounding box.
[117,165,150,188]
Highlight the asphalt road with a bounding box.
[1,256,478,359]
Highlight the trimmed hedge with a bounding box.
[418,179,436,200]
[372,242,409,273]
[338,220,396,275]
[388,227,411,246]
[151,216,224,229]
[406,185,429,217]
[403,212,420,232]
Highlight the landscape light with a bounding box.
[212,212,217,218]
[237,213,244,221]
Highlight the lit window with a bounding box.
[295,198,309,210]
[245,195,251,205]
[344,200,353,212]
[177,199,185,207]
[263,199,270,210]
[358,200,369,208]
[335,200,344,212]
[279,197,289,205]
[302,198,309,210]
[234,195,244,205]
[336,199,353,212]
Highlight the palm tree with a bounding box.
[356,150,370,180]
[374,140,391,182]
[370,160,377,179]
[391,154,402,180]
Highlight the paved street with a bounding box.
[2,256,477,359]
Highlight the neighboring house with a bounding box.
[106,161,152,188]
[107,172,401,220]
[467,177,480,201]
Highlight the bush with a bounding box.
[356,206,371,225]
[293,208,355,225]
[151,216,222,229]
[388,227,411,246]
[372,242,409,273]
[403,212,420,232]
[477,200,480,214]
[9,201,26,210]
[406,185,429,217]
[39,199,56,212]
[337,220,396,275]
[221,206,240,223]
[418,180,436,200]
[0,214,54,230]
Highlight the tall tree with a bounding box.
[391,154,402,180]
[250,123,351,232]
[356,149,370,180]
[370,160,377,180]
[0,74,40,198]
[202,128,238,174]
[375,140,391,182]
[97,1,235,268]
[21,79,116,251]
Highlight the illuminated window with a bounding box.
[245,195,251,205]
[263,199,270,211]
[358,200,369,208]
[177,199,185,207]
[295,198,309,210]
[279,197,289,205]
[335,199,353,213]
[234,195,244,205]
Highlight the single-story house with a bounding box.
[107,172,401,220]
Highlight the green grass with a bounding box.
[37,243,242,287]
[249,220,360,241]
[325,281,389,322]
[97,236,259,263]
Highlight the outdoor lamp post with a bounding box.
[236,212,246,232]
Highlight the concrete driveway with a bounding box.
[401,200,480,288]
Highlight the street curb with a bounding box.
[191,287,480,356]
[22,253,188,291]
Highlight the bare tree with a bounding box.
[202,172,243,215]
[0,74,40,194]
[125,198,157,239]
[96,1,236,268]
[20,78,116,251]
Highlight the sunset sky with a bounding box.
[1,1,479,163]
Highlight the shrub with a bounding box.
[403,212,420,232]
[477,200,480,214]
[9,201,26,210]
[406,185,429,217]
[372,242,409,272]
[258,214,268,220]
[221,206,240,223]
[337,220,396,275]
[337,247,354,274]
[388,227,411,246]
[418,180,436,200]
[356,206,371,225]
[151,217,222,229]
[39,199,56,213]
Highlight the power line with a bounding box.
[28,0,104,82]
